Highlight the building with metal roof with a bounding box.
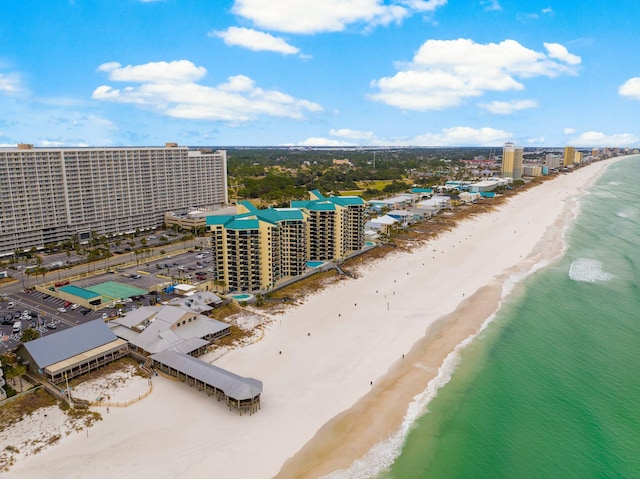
[151,349,262,415]
[206,191,365,293]
[18,319,128,383]
[109,305,230,356]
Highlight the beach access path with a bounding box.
[5,159,620,479]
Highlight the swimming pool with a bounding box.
[231,293,252,301]
[306,261,325,268]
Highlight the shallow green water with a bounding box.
[381,157,640,478]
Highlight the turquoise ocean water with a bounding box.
[326,156,640,479]
[379,156,640,478]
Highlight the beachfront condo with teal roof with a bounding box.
[206,192,365,293]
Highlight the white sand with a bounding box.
[4,160,619,479]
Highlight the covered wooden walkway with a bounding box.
[150,350,262,415]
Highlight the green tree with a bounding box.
[21,328,40,342]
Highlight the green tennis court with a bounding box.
[85,281,147,301]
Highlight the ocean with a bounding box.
[329,156,640,479]
[380,156,640,478]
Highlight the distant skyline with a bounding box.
[1,0,640,148]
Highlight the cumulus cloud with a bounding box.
[411,126,512,145]
[300,125,511,147]
[478,98,537,114]
[212,27,300,55]
[563,127,576,135]
[93,60,322,122]
[329,128,377,140]
[369,38,581,111]
[98,60,206,83]
[231,0,415,34]
[298,137,356,147]
[544,42,581,65]
[571,131,639,147]
[619,77,640,99]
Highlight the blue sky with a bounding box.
[1,0,640,148]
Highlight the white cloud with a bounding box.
[479,99,537,114]
[298,137,356,147]
[301,125,511,147]
[232,0,412,34]
[369,38,581,111]
[526,136,545,144]
[0,72,24,96]
[97,60,206,83]
[544,43,581,65]
[212,27,300,55]
[401,0,447,12]
[572,131,639,147]
[411,126,512,146]
[619,77,640,100]
[542,6,554,14]
[481,0,502,11]
[563,127,576,135]
[329,128,376,140]
[93,61,323,122]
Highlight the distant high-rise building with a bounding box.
[501,142,523,179]
[563,146,575,167]
[573,150,583,164]
[0,144,228,256]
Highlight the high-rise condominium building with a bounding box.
[563,146,575,167]
[207,191,365,292]
[0,143,227,256]
[501,142,523,179]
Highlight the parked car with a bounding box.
[46,322,57,329]
[70,303,80,310]
[7,302,14,308]
[63,301,72,307]
[57,307,66,313]
[101,313,108,320]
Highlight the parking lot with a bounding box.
[0,247,216,354]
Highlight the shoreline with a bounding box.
[4,159,623,479]
[274,158,621,479]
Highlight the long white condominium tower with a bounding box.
[0,143,228,256]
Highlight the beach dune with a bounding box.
[5,160,616,479]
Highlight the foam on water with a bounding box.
[568,258,614,282]
[616,212,628,218]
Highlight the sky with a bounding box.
[1,0,640,148]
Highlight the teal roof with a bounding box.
[238,200,259,213]
[305,201,336,211]
[330,196,365,206]
[309,189,326,200]
[254,208,281,226]
[411,188,433,193]
[59,284,101,300]
[206,215,234,226]
[225,217,260,230]
[290,200,309,209]
[272,208,305,221]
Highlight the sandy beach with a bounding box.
[3,159,620,479]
